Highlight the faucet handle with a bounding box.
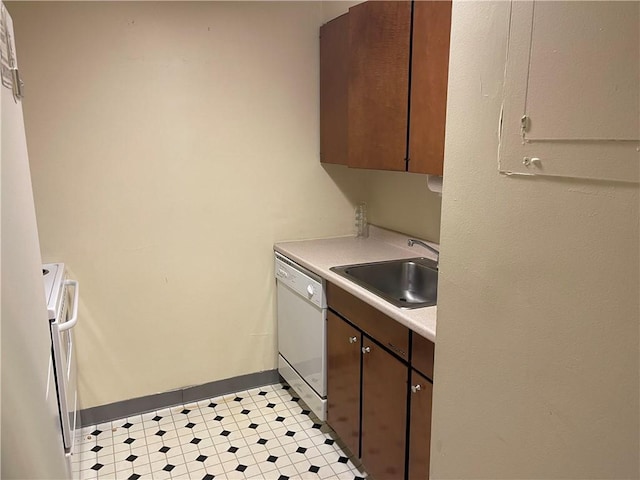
[407,238,440,264]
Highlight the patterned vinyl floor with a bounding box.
[73,383,367,480]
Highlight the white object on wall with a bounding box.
[499,0,640,182]
[426,175,443,196]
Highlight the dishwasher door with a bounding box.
[275,254,327,418]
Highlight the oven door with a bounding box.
[51,279,79,454]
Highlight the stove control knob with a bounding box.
[306,285,314,297]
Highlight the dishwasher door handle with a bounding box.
[58,280,79,332]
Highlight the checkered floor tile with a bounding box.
[73,383,367,479]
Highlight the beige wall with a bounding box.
[433,2,639,478]
[321,1,360,23]
[9,0,442,411]
[1,16,70,473]
[8,1,367,409]
[363,170,441,243]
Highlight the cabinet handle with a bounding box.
[348,336,357,344]
[362,346,371,354]
[411,384,422,393]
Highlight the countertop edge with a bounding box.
[273,230,437,343]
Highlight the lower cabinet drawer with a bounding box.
[412,332,435,380]
[327,282,410,360]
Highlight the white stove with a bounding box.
[42,263,80,455]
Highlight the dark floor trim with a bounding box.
[79,369,279,427]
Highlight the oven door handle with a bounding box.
[58,279,79,332]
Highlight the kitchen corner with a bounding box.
[274,225,438,342]
[4,0,635,477]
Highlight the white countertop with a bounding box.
[274,226,437,342]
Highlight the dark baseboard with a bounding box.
[79,369,279,427]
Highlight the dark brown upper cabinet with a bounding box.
[320,13,349,165]
[409,0,451,175]
[319,0,452,175]
[348,1,412,171]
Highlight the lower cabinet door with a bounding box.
[408,370,433,480]
[361,337,408,480]
[326,310,361,457]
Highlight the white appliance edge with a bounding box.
[44,263,80,455]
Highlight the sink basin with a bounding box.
[330,257,437,309]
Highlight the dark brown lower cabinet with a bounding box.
[326,311,361,457]
[361,337,407,480]
[408,370,433,480]
[326,282,435,480]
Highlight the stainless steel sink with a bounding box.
[330,257,437,309]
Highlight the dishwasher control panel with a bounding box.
[275,254,326,308]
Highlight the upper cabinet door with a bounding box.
[320,13,349,165]
[408,0,452,175]
[348,1,411,171]
[499,1,640,182]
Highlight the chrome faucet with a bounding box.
[408,239,439,265]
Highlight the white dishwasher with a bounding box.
[275,253,327,421]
